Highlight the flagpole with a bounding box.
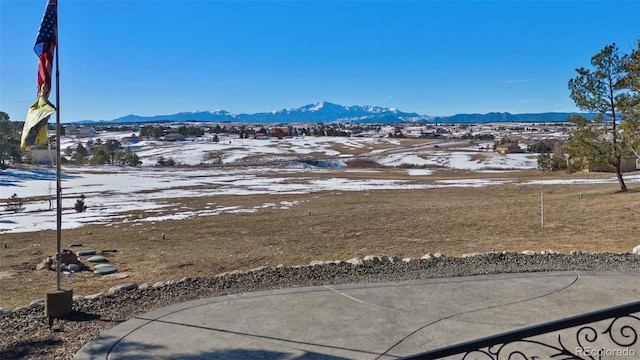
[54,11,61,292]
[43,0,71,327]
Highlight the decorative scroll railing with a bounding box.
[402,300,640,360]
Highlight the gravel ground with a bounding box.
[2,252,640,360]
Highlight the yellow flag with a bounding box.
[21,95,55,149]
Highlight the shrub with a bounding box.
[5,193,25,213]
[157,157,176,166]
[345,158,384,168]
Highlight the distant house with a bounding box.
[405,130,427,138]
[65,125,97,138]
[270,127,290,139]
[30,145,55,165]
[495,143,523,154]
[404,127,423,138]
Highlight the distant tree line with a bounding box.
[0,111,23,169]
[139,125,166,139]
[459,133,495,140]
[65,139,140,166]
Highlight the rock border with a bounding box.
[4,249,640,316]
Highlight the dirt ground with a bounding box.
[1,168,639,309]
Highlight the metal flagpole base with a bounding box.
[45,288,73,328]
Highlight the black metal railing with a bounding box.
[402,300,640,360]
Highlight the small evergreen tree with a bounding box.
[74,195,87,213]
[156,156,176,166]
[5,193,25,213]
[103,139,122,164]
[537,152,553,171]
[121,147,141,166]
[90,146,109,165]
[72,143,89,164]
[537,151,568,172]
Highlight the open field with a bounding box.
[1,166,639,309]
[2,135,640,309]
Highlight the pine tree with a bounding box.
[0,112,22,169]
[567,42,639,192]
[74,195,87,213]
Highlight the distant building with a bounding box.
[270,127,290,139]
[495,143,523,154]
[30,145,55,165]
[65,125,97,138]
[253,132,270,140]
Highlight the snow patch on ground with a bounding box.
[0,135,627,234]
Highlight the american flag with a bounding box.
[34,0,57,98]
[21,0,57,149]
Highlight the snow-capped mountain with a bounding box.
[81,101,582,125]
[95,101,431,124]
[243,101,426,123]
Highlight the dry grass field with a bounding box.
[1,166,638,309]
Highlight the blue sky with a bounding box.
[1,0,639,122]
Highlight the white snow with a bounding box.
[0,134,630,234]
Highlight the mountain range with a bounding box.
[79,101,585,125]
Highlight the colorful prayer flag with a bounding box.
[21,0,58,149]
